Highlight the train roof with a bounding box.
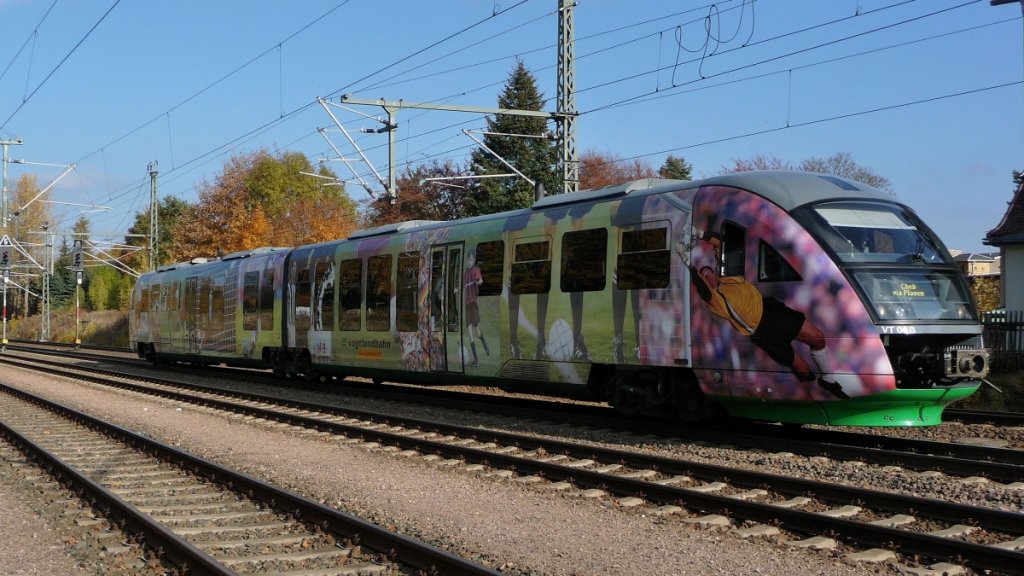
[688,170,894,211]
[152,246,290,274]
[335,171,896,242]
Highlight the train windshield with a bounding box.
[809,201,951,265]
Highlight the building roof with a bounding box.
[953,252,997,263]
[985,176,1024,246]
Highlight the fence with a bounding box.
[982,309,1024,372]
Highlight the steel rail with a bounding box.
[6,354,1024,532]
[0,383,501,576]
[8,361,1024,574]
[0,391,236,575]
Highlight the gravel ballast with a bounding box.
[1,367,955,575]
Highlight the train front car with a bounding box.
[687,172,987,426]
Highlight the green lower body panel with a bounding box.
[715,383,982,427]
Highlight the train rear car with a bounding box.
[129,247,290,367]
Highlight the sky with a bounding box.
[0,0,1021,256]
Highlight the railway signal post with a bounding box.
[1,234,10,350]
[73,239,83,347]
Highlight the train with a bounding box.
[129,171,990,426]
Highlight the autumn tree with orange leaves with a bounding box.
[363,159,469,227]
[578,149,657,189]
[166,150,357,262]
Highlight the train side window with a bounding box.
[430,250,444,331]
[720,221,746,277]
[617,227,670,289]
[200,278,211,328]
[339,258,362,331]
[168,281,178,312]
[562,228,607,292]
[260,269,274,331]
[243,272,259,330]
[396,252,419,332]
[476,240,504,296]
[314,259,335,332]
[150,284,161,311]
[295,267,311,332]
[139,286,150,311]
[211,279,225,331]
[511,239,551,295]
[758,240,801,282]
[447,248,461,332]
[366,254,392,331]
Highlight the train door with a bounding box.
[429,243,464,373]
[184,276,200,354]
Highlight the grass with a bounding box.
[8,309,129,348]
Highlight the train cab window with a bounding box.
[511,239,551,295]
[807,201,949,265]
[561,228,607,292]
[758,240,801,282]
[366,254,392,331]
[339,258,362,331]
[149,284,161,311]
[396,252,419,332]
[476,241,504,296]
[243,272,259,330]
[140,287,150,311]
[720,222,746,277]
[617,226,670,290]
[314,259,335,332]
[260,270,274,331]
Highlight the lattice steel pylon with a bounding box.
[557,0,578,194]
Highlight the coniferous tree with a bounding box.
[124,196,188,270]
[658,155,693,180]
[466,61,560,216]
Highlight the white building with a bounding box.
[984,176,1024,312]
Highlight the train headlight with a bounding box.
[876,304,911,320]
[971,354,986,373]
[958,357,972,374]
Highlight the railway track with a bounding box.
[7,344,1023,483]
[4,353,1024,574]
[0,382,500,576]
[12,340,1024,429]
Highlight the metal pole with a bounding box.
[75,272,81,347]
[41,226,51,341]
[557,0,578,194]
[2,272,7,350]
[1,139,24,231]
[149,162,159,271]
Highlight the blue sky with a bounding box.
[0,0,1020,254]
